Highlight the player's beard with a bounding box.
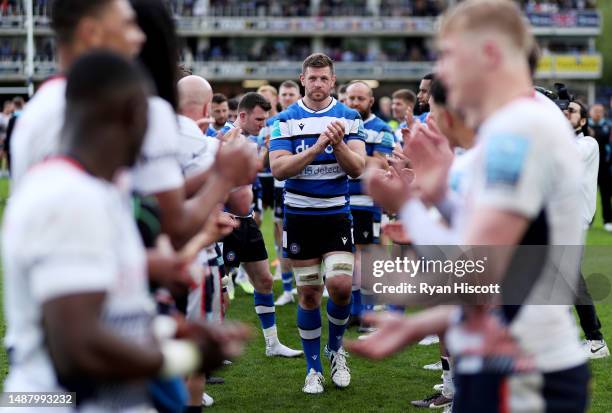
[414,101,430,116]
[307,89,329,102]
[359,109,370,120]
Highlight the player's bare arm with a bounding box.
[156,141,259,248]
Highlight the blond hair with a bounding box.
[439,0,533,54]
[257,85,278,97]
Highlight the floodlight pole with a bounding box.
[25,0,34,97]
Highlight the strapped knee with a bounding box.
[293,265,323,287]
[323,252,354,279]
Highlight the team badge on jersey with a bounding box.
[485,134,529,188]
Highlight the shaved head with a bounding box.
[346,81,374,119]
[178,75,213,122]
[346,81,373,97]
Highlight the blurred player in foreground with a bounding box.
[2,51,250,412]
[347,1,589,412]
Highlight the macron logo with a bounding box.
[341,237,348,245]
[312,355,318,360]
[299,123,305,131]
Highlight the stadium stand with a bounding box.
[0,0,603,101]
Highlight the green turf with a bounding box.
[210,212,612,413]
[0,180,610,412]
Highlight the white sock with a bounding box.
[263,325,279,345]
[442,357,454,398]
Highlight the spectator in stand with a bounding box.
[521,0,596,12]
[319,0,368,16]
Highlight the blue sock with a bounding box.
[297,306,322,373]
[351,287,362,317]
[327,299,351,352]
[254,292,275,330]
[362,289,374,312]
[281,271,293,293]
[387,304,406,314]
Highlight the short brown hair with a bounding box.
[238,92,272,113]
[12,96,25,110]
[302,53,334,75]
[212,93,227,105]
[392,89,416,105]
[439,0,533,54]
[280,80,300,91]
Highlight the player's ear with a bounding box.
[444,109,453,129]
[331,74,336,88]
[299,74,306,87]
[77,17,103,48]
[482,39,502,70]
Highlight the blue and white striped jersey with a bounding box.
[256,115,278,178]
[270,98,366,215]
[206,121,233,138]
[349,114,394,213]
[221,122,264,215]
[263,115,286,188]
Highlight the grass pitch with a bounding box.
[0,180,609,412]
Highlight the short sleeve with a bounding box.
[132,98,184,195]
[374,131,395,155]
[29,198,117,304]
[206,126,218,138]
[347,117,366,142]
[259,125,269,140]
[270,119,293,152]
[473,133,549,218]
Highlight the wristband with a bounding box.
[160,339,202,378]
[152,315,178,341]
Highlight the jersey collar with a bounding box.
[298,97,337,114]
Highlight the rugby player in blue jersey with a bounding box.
[259,81,303,306]
[223,92,303,359]
[206,93,233,138]
[270,53,367,394]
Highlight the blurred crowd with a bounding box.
[180,37,433,63]
[0,0,595,18]
[0,0,594,66]
[0,38,53,62]
[0,35,590,66]
[518,0,597,12]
